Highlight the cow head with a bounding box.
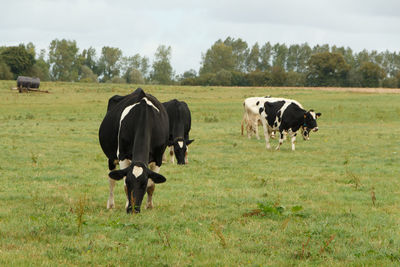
[302,110,321,140]
[170,138,194,165]
[108,162,166,213]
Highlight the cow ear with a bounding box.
[316,112,322,118]
[304,113,307,119]
[109,168,129,180]
[186,139,194,145]
[147,170,167,184]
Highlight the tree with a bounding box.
[27,49,50,81]
[81,47,98,75]
[98,46,122,82]
[212,69,232,86]
[223,37,249,72]
[48,39,80,81]
[0,61,13,80]
[79,65,98,82]
[286,44,300,72]
[359,62,386,87]
[126,69,144,84]
[200,41,234,75]
[272,43,288,70]
[259,42,272,71]
[150,45,173,84]
[297,43,312,73]
[0,45,35,78]
[306,52,350,87]
[271,66,287,86]
[246,43,260,72]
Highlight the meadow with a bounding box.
[0,81,399,266]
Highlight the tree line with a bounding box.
[1,37,399,88]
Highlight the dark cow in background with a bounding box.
[259,98,321,151]
[162,99,194,164]
[99,88,169,213]
[17,76,40,89]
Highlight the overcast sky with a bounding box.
[1,0,399,75]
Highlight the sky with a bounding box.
[1,0,399,75]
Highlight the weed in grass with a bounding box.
[211,222,227,249]
[156,227,171,248]
[74,195,87,234]
[31,152,39,166]
[371,187,376,206]
[204,115,219,123]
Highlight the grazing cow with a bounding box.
[162,99,194,164]
[259,98,321,151]
[99,88,169,213]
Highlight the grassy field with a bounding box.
[0,81,399,266]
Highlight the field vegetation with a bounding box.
[0,81,399,266]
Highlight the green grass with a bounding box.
[1,81,400,266]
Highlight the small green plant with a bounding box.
[204,115,219,123]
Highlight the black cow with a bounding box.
[162,99,194,165]
[17,76,40,89]
[99,88,169,213]
[259,98,321,151]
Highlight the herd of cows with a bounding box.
[98,88,321,213]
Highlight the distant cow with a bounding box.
[259,98,321,151]
[162,99,194,164]
[99,88,169,213]
[17,76,40,89]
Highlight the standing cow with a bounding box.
[99,88,169,213]
[259,98,321,151]
[162,99,194,164]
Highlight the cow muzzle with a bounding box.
[313,127,319,132]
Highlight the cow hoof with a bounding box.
[146,203,154,210]
[107,200,115,209]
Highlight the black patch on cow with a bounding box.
[259,107,264,114]
[264,101,285,127]
[256,101,259,106]
[274,122,278,127]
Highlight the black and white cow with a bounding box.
[259,98,321,151]
[99,88,169,213]
[162,99,194,164]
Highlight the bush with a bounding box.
[0,61,13,80]
[111,76,126,84]
[382,77,398,88]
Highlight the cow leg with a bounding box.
[290,132,297,151]
[261,119,271,149]
[255,120,260,140]
[119,159,131,209]
[107,176,116,209]
[276,131,285,150]
[169,146,175,164]
[146,162,160,209]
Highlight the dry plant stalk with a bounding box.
[212,223,227,249]
[371,187,376,206]
[319,234,336,254]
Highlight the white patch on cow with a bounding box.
[142,97,160,112]
[310,111,316,120]
[132,166,143,178]
[178,141,183,148]
[116,98,159,157]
